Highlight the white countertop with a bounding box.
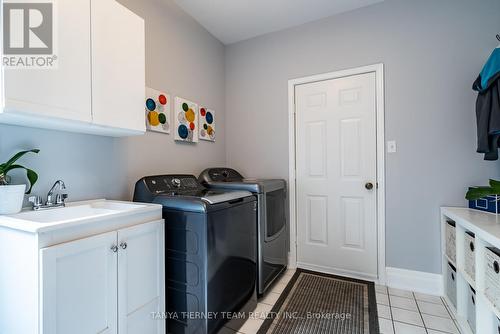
[441,207,500,248]
[0,199,162,233]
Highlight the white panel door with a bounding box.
[4,0,92,122]
[296,72,378,278]
[117,221,165,334]
[40,231,118,334]
[91,0,146,132]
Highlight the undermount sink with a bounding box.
[8,201,146,224]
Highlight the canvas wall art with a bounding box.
[174,97,198,143]
[145,87,171,134]
[199,107,215,142]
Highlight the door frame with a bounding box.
[287,63,386,284]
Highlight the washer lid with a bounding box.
[201,190,253,204]
[201,179,286,193]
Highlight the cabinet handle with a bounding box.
[494,261,499,274]
[120,242,127,250]
[470,242,474,252]
[111,245,118,253]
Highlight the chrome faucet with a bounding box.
[29,180,68,211]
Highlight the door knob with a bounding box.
[120,242,127,250]
[365,182,374,190]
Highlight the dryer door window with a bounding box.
[265,189,286,240]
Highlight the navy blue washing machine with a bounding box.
[133,175,257,334]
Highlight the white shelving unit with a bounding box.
[441,207,500,334]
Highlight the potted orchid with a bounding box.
[0,149,39,214]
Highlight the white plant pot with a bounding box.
[0,184,26,215]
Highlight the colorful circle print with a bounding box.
[200,108,206,116]
[158,94,167,105]
[158,113,167,124]
[148,111,160,126]
[178,124,189,139]
[205,111,214,124]
[182,103,189,112]
[185,109,196,122]
[146,98,156,111]
[189,122,195,130]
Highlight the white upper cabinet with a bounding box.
[3,0,92,123]
[0,0,146,136]
[91,0,146,133]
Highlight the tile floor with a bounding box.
[221,270,461,334]
[376,285,461,334]
[221,268,296,334]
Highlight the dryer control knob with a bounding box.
[172,178,181,188]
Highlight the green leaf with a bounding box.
[466,186,499,200]
[1,149,40,173]
[5,164,39,194]
[490,179,500,191]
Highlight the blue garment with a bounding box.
[473,46,500,160]
[475,47,500,92]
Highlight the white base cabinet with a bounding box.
[0,0,146,137]
[0,202,165,334]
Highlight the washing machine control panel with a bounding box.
[145,175,201,194]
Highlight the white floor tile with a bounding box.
[391,308,424,327]
[393,321,426,334]
[379,317,395,334]
[377,292,390,305]
[270,281,287,294]
[390,295,418,312]
[218,327,239,334]
[422,314,460,334]
[389,288,414,298]
[378,304,392,320]
[260,292,280,306]
[414,292,443,305]
[428,330,454,334]
[417,300,451,319]
[252,302,273,320]
[376,284,388,294]
[233,318,264,334]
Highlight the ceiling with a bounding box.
[173,0,384,45]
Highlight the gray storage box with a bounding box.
[467,285,476,333]
[446,262,457,308]
[464,231,476,281]
[446,220,456,264]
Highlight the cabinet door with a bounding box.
[40,231,118,334]
[91,0,146,132]
[3,0,92,122]
[117,220,165,334]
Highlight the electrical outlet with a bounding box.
[387,141,397,153]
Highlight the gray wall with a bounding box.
[0,0,226,202]
[225,0,500,274]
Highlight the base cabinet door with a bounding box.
[39,231,118,334]
[117,221,165,334]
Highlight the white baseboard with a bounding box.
[386,267,443,296]
[288,253,297,269]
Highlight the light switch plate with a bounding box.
[387,140,397,153]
